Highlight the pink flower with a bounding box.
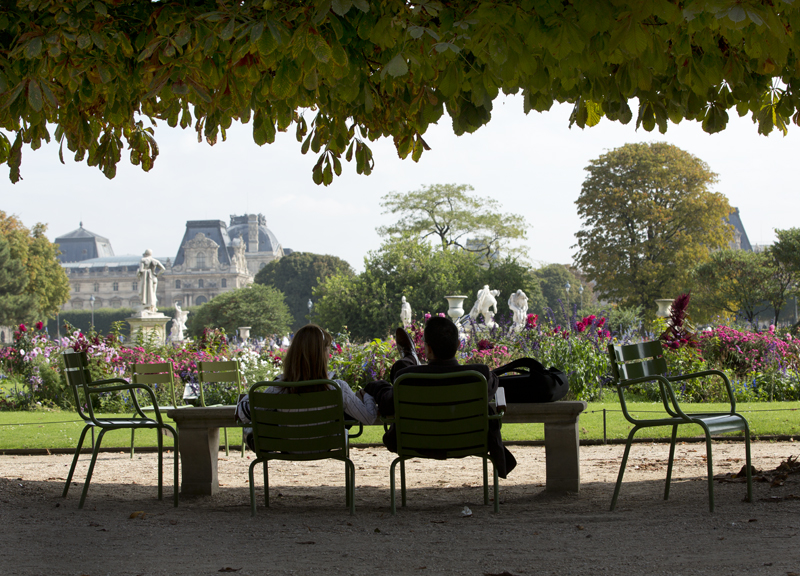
[477,339,493,351]
[526,314,538,328]
[424,313,431,321]
[437,313,446,318]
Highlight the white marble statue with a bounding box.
[400,296,412,327]
[169,302,189,341]
[468,285,500,329]
[137,249,166,314]
[508,289,529,333]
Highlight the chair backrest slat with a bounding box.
[619,357,669,380]
[132,362,176,406]
[62,350,93,419]
[247,380,348,460]
[393,371,490,460]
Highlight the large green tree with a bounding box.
[0,234,37,325]
[378,183,527,258]
[0,211,70,320]
[187,283,291,338]
[313,236,543,340]
[3,1,800,184]
[691,249,774,324]
[254,251,353,330]
[574,143,732,317]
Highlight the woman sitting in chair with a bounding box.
[235,324,378,449]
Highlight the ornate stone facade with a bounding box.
[57,215,289,311]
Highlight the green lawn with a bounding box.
[1,401,798,450]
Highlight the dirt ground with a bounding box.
[1,441,799,576]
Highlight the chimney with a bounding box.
[247,214,259,253]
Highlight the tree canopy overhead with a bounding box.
[3,0,800,184]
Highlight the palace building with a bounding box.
[57,214,290,311]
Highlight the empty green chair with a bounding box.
[384,371,503,515]
[197,360,244,457]
[61,349,179,508]
[247,380,356,516]
[607,341,752,512]
[129,362,188,458]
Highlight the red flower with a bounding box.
[18,324,26,332]
[526,313,538,328]
[477,339,493,351]
[35,321,44,330]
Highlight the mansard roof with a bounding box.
[172,220,233,266]
[55,223,115,262]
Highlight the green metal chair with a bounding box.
[384,371,503,515]
[197,360,245,457]
[129,362,189,458]
[61,350,179,508]
[247,380,356,516]
[607,341,752,512]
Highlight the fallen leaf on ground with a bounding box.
[129,511,146,519]
[218,568,240,573]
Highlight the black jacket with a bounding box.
[364,358,516,478]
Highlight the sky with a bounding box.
[1,95,798,272]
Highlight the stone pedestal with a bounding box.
[127,313,170,346]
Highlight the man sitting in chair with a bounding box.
[364,316,517,478]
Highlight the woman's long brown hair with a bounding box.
[281,324,332,388]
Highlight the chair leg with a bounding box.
[664,425,678,500]
[390,457,401,515]
[155,426,164,501]
[249,460,258,517]
[223,427,229,457]
[130,428,136,459]
[611,426,640,511]
[702,425,715,513]
[493,462,499,514]
[744,421,753,503]
[400,459,407,508]
[63,425,91,498]
[483,456,489,506]
[346,459,355,516]
[79,429,107,509]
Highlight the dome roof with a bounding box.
[227,214,281,253]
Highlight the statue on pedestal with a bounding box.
[400,296,412,327]
[169,302,189,341]
[137,249,165,314]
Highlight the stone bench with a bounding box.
[167,401,587,497]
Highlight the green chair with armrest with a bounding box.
[61,349,179,508]
[129,362,189,458]
[384,370,504,515]
[607,340,752,512]
[247,380,356,516]
[197,359,244,457]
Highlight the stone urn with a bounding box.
[655,299,674,318]
[445,295,467,323]
[238,326,251,341]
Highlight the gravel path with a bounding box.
[1,441,799,576]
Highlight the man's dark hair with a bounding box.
[424,316,459,360]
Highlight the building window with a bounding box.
[198,279,204,288]
[221,278,227,288]
[73,300,83,309]
[112,282,119,292]
[75,284,80,292]
[175,280,181,289]
[93,283,99,292]
[132,282,137,291]
[196,252,206,268]
[195,296,207,305]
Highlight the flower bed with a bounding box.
[1,315,799,412]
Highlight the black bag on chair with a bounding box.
[492,358,569,403]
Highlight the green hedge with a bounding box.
[47,307,188,338]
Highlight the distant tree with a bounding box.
[0,211,69,320]
[254,252,353,331]
[691,249,773,324]
[313,237,542,341]
[0,234,37,325]
[187,284,291,339]
[378,184,528,258]
[574,143,732,317]
[533,264,592,317]
[771,228,800,330]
